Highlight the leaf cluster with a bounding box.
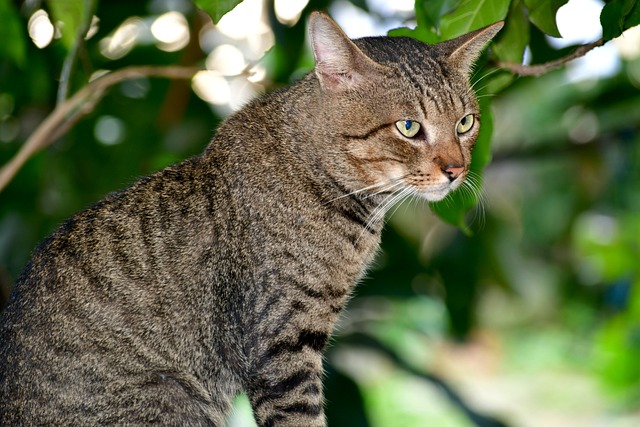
[391,0,638,230]
[2,0,639,231]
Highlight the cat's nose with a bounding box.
[442,165,464,182]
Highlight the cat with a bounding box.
[0,12,502,426]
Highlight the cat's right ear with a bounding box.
[439,21,504,78]
[309,12,382,92]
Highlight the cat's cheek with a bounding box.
[369,163,405,187]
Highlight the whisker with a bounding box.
[461,171,488,230]
[357,187,411,242]
[324,174,412,206]
[418,192,429,212]
[367,191,401,225]
[440,192,454,210]
[474,93,496,100]
[468,67,501,95]
[385,188,412,216]
[470,83,495,96]
[365,180,405,200]
[385,188,414,220]
[323,181,389,205]
[467,171,488,205]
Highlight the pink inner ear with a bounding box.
[311,27,352,73]
[309,13,382,91]
[313,40,337,66]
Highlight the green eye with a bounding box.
[457,114,475,134]
[395,120,421,138]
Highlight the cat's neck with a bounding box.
[205,75,385,233]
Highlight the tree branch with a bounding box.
[498,38,605,76]
[0,65,203,193]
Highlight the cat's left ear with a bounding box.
[439,22,504,78]
[308,12,386,92]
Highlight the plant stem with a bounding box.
[57,0,97,105]
[497,38,605,76]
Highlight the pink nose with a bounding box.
[442,165,464,182]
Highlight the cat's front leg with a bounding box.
[247,338,328,427]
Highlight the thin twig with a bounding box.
[497,38,605,76]
[48,89,104,142]
[0,65,202,193]
[57,0,97,105]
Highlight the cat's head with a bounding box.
[308,12,502,202]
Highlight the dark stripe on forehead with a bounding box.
[357,35,472,115]
[411,54,459,113]
[400,62,424,96]
[419,98,429,119]
[399,57,451,116]
[424,87,443,114]
[447,91,456,107]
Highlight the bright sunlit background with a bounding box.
[24,0,640,115]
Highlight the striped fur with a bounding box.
[0,13,501,426]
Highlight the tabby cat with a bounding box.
[0,12,502,426]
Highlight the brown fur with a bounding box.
[0,13,501,426]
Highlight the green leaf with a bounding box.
[624,0,640,28]
[0,0,27,67]
[389,0,460,44]
[430,96,494,234]
[600,0,640,40]
[524,0,569,38]
[193,0,243,24]
[417,0,463,31]
[493,0,530,63]
[483,72,515,94]
[388,26,439,44]
[440,0,510,40]
[47,0,85,49]
[627,1,640,29]
[471,96,494,170]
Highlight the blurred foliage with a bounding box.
[601,0,640,39]
[1,0,640,426]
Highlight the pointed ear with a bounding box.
[438,22,504,78]
[308,12,382,92]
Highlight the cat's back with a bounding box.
[0,154,251,424]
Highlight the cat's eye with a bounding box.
[395,120,421,138]
[456,114,475,134]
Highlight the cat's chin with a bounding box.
[419,185,458,202]
[421,192,449,202]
